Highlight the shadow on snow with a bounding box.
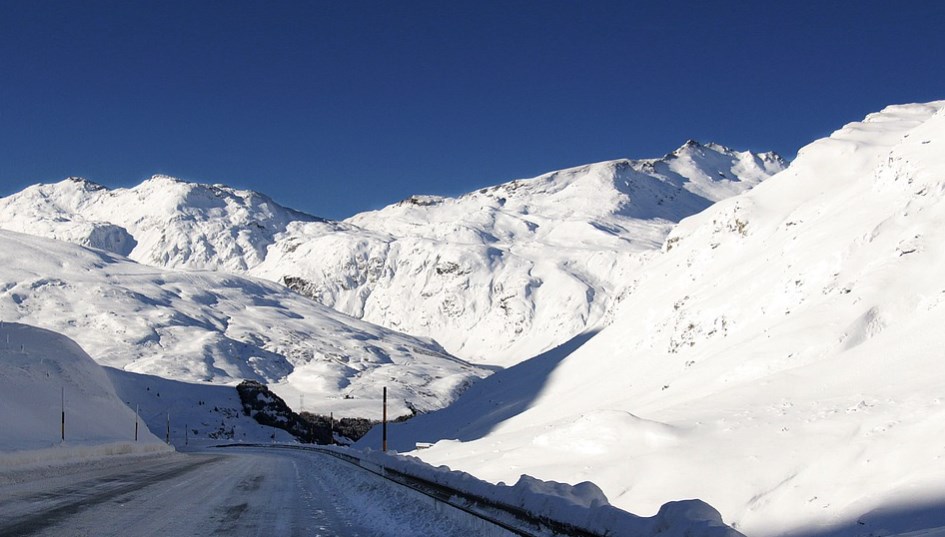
[779,497,945,537]
[357,330,599,452]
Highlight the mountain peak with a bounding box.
[669,140,745,158]
[148,174,184,183]
[61,176,107,191]
[397,194,445,207]
[1,174,322,272]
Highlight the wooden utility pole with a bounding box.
[382,386,388,452]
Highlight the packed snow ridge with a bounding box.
[368,101,945,536]
[0,143,785,366]
[0,322,167,457]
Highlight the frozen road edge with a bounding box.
[219,443,744,537]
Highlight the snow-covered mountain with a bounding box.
[360,101,945,536]
[255,142,786,365]
[0,175,319,272]
[0,230,486,419]
[0,143,783,366]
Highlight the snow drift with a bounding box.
[0,322,165,454]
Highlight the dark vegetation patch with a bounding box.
[236,381,331,444]
[237,381,414,443]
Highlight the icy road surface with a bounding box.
[0,448,471,536]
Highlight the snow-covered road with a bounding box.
[0,448,474,536]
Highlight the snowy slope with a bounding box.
[0,175,318,272]
[255,143,785,365]
[105,368,299,447]
[0,322,164,452]
[366,101,945,536]
[0,230,486,419]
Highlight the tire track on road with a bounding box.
[0,455,222,537]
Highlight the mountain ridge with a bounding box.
[1,141,785,366]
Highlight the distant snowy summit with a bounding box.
[351,140,784,236]
[0,142,785,366]
[0,174,319,272]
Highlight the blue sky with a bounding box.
[2,1,943,220]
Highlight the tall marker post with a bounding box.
[60,386,65,442]
[382,386,388,452]
[135,404,139,442]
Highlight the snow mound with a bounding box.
[350,447,743,537]
[531,411,682,455]
[0,322,165,453]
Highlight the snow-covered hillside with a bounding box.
[0,175,318,272]
[0,230,486,419]
[363,101,945,536]
[0,322,165,452]
[255,142,785,365]
[105,368,299,447]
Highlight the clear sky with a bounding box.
[2,1,943,220]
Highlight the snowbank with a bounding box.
[0,322,168,459]
[0,442,172,485]
[342,446,743,537]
